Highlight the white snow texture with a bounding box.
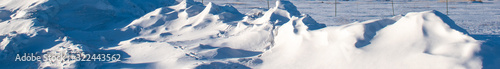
[0,0,483,69]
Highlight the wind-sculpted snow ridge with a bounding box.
[0,0,176,68]
[260,10,481,69]
[0,0,482,69]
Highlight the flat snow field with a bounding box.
[202,0,500,35]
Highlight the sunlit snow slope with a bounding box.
[0,0,483,69]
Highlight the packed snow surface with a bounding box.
[0,0,495,69]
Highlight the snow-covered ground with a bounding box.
[203,0,500,35]
[0,0,499,69]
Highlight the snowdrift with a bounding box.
[0,0,482,69]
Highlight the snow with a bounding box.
[0,0,498,69]
[258,10,480,69]
[203,0,500,35]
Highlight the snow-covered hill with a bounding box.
[0,0,490,69]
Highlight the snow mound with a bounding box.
[260,10,481,69]
[250,0,326,30]
[0,0,482,69]
[0,0,176,68]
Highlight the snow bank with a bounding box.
[0,0,482,69]
[260,10,481,69]
[0,0,176,68]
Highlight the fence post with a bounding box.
[267,0,270,9]
[446,0,448,15]
[391,0,395,16]
[335,0,337,17]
